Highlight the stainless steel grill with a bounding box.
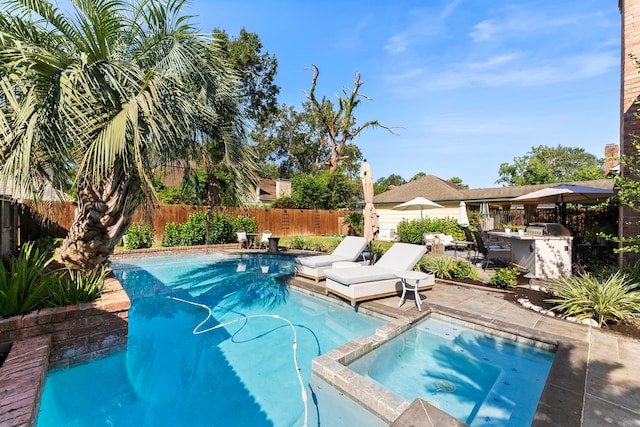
[525,222,571,237]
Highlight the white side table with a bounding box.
[395,270,430,311]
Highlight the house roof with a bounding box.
[373,176,615,205]
[373,175,467,204]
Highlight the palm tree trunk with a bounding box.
[55,173,141,270]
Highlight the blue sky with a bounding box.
[191,0,620,188]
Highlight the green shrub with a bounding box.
[281,236,307,249]
[124,222,154,249]
[180,211,207,245]
[32,236,63,258]
[48,266,108,306]
[489,267,519,288]
[160,212,241,246]
[206,212,235,244]
[450,260,473,280]
[0,242,57,316]
[342,212,364,236]
[396,217,465,244]
[547,272,640,326]
[369,241,390,263]
[419,256,455,279]
[234,215,258,234]
[161,222,181,247]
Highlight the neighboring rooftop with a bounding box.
[373,175,615,205]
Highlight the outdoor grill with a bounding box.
[490,222,573,279]
[525,222,571,237]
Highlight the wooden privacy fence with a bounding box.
[30,202,352,241]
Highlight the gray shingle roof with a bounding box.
[373,175,466,204]
[373,176,615,204]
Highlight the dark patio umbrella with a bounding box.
[512,183,614,225]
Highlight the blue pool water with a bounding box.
[36,253,386,427]
[348,316,554,426]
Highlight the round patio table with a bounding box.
[395,270,430,311]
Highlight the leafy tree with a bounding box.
[374,174,406,195]
[410,172,426,181]
[252,104,327,177]
[447,176,469,189]
[605,138,640,254]
[213,28,280,128]
[253,101,363,179]
[292,174,327,209]
[0,0,254,269]
[304,64,397,172]
[496,145,605,186]
[273,172,354,210]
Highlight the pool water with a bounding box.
[36,253,386,427]
[348,316,554,426]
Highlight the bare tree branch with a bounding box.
[303,64,399,172]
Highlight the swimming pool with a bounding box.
[347,315,555,426]
[36,253,387,426]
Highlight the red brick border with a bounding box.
[0,336,50,427]
[0,274,130,370]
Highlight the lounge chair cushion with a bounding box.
[295,254,351,268]
[374,242,427,271]
[331,236,369,259]
[324,266,397,285]
[295,236,367,268]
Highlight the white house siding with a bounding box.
[376,203,460,241]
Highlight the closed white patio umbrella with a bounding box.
[360,160,379,243]
[457,201,470,227]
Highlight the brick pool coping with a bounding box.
[0,273,130,427]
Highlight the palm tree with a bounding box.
[0,0,257,270]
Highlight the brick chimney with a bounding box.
[604,143,619,175]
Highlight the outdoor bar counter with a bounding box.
[488,224,573,279]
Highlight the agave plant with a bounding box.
[547,272,640,327]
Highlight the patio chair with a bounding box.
[257,230,272,249]
[474,230,511,269]
[237,230,248,249]
[463,227,479,259]
[324,242,433,307]
[294,236,368,282]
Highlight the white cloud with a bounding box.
[469,53,521,69]
[469,19,499,42]
[387,51,618,93]
[384,34,409,55]
[440,0,461,19]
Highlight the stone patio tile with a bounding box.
[582,394,640,427]
[533,316,591,341]
[586,367,640,413]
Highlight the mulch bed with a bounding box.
[506,286,640,340]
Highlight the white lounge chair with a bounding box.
[325,242,432,306]
[294,236,368,282]
[257,230,272,249]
